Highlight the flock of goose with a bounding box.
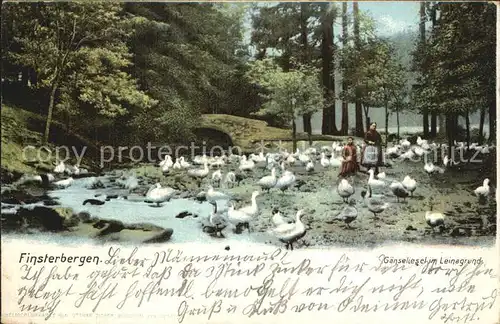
[18,136,495,250]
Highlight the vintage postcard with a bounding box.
[1,1,499,323]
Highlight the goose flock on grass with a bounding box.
[11,136,494,251]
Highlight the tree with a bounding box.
[352,2,364,136]
[246,59,324,152]
[320,3,339,136]
[5,2,155,144]
[340,2,349,135]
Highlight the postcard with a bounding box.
[1,1,499,323]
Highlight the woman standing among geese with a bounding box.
[362,122,384,176]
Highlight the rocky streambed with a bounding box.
[1,155,497,248]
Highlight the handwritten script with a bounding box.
[3,244,499,324]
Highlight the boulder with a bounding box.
[143,228,174,243]
[15,206,76,231]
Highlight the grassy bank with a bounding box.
[1,105,100,180]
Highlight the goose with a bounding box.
[161,162,170,174]
[399,150,415,161]
[54,177,73,189]
[389,181,410,202]
[424,162,445,174]
[298,152,310,164]
[424,198,445,233]
[361,187,389,218]
[206,185,233,203]
[480,145,490,154]
[187,161,209,187]
[207,201,227,237]
[386,146,400,158]
[329,155,342,167]
[334,201,358,228]
[416,136,425,146]
[145,183,176,207]
[84,176,104,189]
[367,169,386,189]
[274,170,296,192]
[401,176,417,196]
[474,178,490,198]
[258,168,277,192]
[54,161,66,174]
[210,157,225,169]
[211,169,223,187]
[239,158,255,172]
[228,203,253,232]
[173,158,182,170]
[320,152,330,168]
[224,171,236,188]
[237,191,260,217]
[376,172,386,180]
[159,155,173,168]
[412,146,426,157]
[271,210,307,251]
[337,179,354,203]
[400,138,411,149]
[305,161,314,172]
[179,157,191,169]
[64,164,80,176]
[285,155,296,165]
[271,208,287,227]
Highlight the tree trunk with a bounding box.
[479,107,485,144]
[300,3,313,136]
[341,2,349,135]
[438,114,446,135]
[292,120,297,153]
[321,4,337,135]
[488,101,495,143]
[353,2,364,137]
[446,114,453,159]
[420,3,429,137]
[43,79,59,144]
[363,104,370,131]
[385,104,389,145]
[396,105,400,139]
[430,111,437,137]
[465,110,470,147]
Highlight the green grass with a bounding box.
[1,105,56,175]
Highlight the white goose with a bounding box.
[274,170,296,192]
[54,177,73,189]
[335,202,358,228]
[224,171,236,188]
[367,169,386,190]
[237,191,260,217]
[159,155,173,168]
[402,175,417,196]
[179,157,191,169]
[239,157,255,172]
[389,181,410,202]
[320,152,330,168]
[305,160,314,172]
[271,208,287,227]
[187,161,209,186]
[173,158,182,170]
[376,172,386,180]
[161,162,170,174]
[400,138,411,149]
[258,168,277,192]
[298,152,311,165]
[207,201,227,237]
[206,185,233,203]
[337,179,354,203]
[329,154,342,167]
[424,198,445,233]
[474,178,490,198]
[145,183,176,207]
[227,203,253,232]
[54,161,66,174]
[211,169,223,187]
[361,187,389,218]
[285,155,296,165]
[271,210,307,251]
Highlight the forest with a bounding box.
[1,2,496,153]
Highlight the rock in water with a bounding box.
[143,228,174,243]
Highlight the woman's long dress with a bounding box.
[339,145,359,177]
[362,130,383,167]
